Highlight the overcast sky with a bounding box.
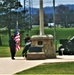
[20,0,74,8]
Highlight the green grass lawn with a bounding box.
[0,46,10,57]
[0,46,23,57]
[15,62,74,75]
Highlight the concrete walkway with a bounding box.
[0,55,74,75]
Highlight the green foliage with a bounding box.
[0,0,30,31]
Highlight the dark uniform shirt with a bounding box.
[24,37,30,44]
[9,38,16,50]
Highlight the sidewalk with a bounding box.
[0,55,74,75]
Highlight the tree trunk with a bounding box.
[0,36,2,46]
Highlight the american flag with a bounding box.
[14,25,20,51]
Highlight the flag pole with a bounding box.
[16,0,18,27]
[53,0,57,50]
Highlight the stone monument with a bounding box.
[27,0,56,60]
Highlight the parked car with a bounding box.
[57,36,74,55]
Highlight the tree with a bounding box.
[33,10,49,26]
[33,10,39,25]
[55,5,70,27]
[68,9,74,27]
[0,0,18,38]
[0,0,32,46]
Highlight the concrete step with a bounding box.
[27,52,46,60]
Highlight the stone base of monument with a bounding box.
[26,35,56,60]
[26,52,45,60]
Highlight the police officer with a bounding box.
[22,34,31,58]
[9,35,16,60]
